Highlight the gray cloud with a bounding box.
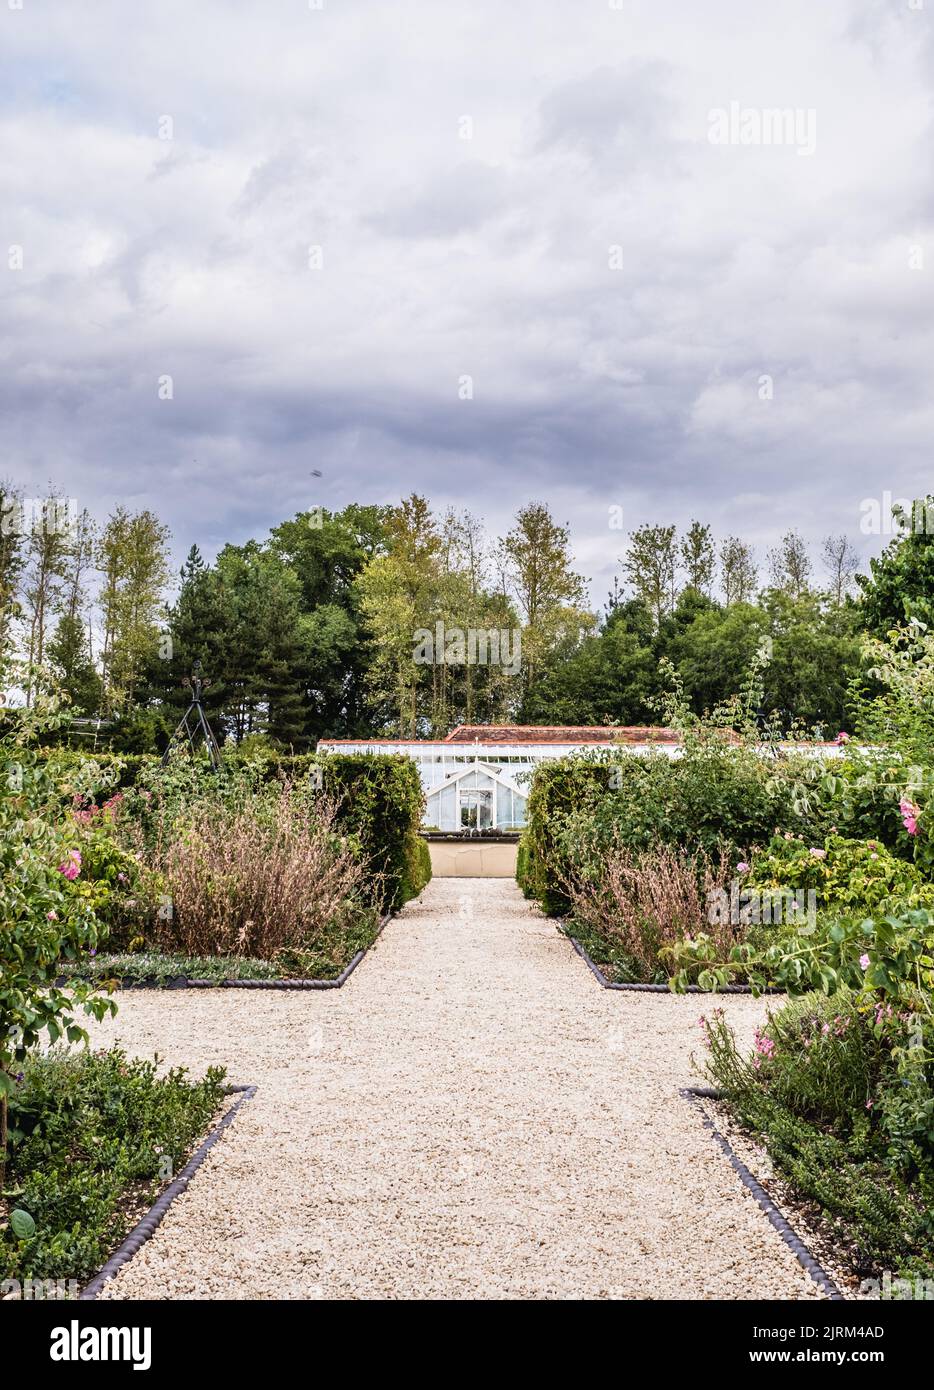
[1,0,932,608]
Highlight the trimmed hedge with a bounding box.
[313,752,430,913]
[519,759,610,914]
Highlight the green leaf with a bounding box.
[10,1208,36,1241]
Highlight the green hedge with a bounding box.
[312,752,430,913]
[518,747,812,917]
[519,760,611,914]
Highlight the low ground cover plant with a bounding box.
[0,1047,226,1294]
[700,992,934,1286]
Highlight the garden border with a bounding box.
[63,912,392,992]
[78,1083,257,1300]
[681,1086,845,1301]
[567,932,785,995]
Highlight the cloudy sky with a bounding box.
[2,0,932,604]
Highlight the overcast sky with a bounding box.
[2,0,932,605]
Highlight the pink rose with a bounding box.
[58,849,82,881]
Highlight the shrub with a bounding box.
[312,752,429,912]
[522,744,792,916]
[0,684,117,1187]
[669,904,934,1004]
[703,992,891,1130]
[1,1047,225,1288]
[560,839,735,983]
[129,749,430,914]
[154,785,372,961]
[700,998,934,1281]
[747,833,934,917]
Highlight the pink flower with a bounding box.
[809,847,826,859]
[47,910,57,921]
[736,862,750,875]
[900,798,920,837]
[859,953,871,970]
[58,849,82,881]
[754,1029,775,1059]
[834,731,850,744]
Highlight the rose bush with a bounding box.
[0,681,116,1184]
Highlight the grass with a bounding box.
[1,1047,227,1294]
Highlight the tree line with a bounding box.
[0,479,924,748]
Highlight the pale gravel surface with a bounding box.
[87,878,824,1300]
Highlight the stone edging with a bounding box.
[79,1083,258,1300]
[65,913,392,992]
[567,933,784,995]
[682,1086,845,1301]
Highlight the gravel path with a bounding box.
[87,878,822,1300]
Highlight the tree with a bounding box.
[501,502,590,718]
[527,598,657,725]
[44,506,101,716]
[759,590,861,734]
[0,480,25,661]
[680,520,715,596]
[268,504,391,738]
[767,529,811,598]
[857,495,934,635]
[821,533,860,607]
[719,536,757,605]
[621,524,677,627]
[357,495,443,737]
[61,508,96,623]
[97,508,171,714]
[46,614,102,716]
[663,598,767,717]
[21,489,72,705]
[211,543,307,746]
